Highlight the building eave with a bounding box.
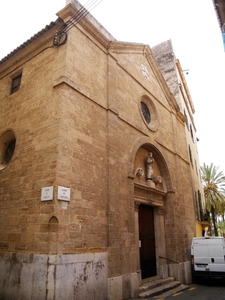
[176,59,195,114]
[213,0,225,32]
[0,20,62,66]
[0,1,116,69]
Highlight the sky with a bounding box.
[1,0,225,173]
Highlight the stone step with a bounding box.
[138,277,175,294]
[155,284,189,298]
[139,280,181,298]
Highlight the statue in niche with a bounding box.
[146,152,154,181]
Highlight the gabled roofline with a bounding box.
[109,41,181,115]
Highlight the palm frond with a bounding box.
[201,163,225,235]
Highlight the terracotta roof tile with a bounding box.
[0,21,58,65]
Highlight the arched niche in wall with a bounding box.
[128,137,173,193]
[0,129,16,170]
[48,216,59,232]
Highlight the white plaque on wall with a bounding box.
[57,186,70,201]
[41,186,53,201]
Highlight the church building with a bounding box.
[0,1,201,299]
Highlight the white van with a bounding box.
[191,237,225,281]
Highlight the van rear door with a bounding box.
[193,238,209,271]
[208,238,225,272]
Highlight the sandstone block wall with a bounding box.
[0,3,196,299]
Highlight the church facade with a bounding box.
[0,1,198,299]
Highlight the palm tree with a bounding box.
[217,220,225,237]
[201,163,225,236]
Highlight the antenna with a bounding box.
[182,69,189,75]
[53,0,103,46]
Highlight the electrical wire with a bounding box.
[60,0,103,34]
[1,1,104,77]
[53,0,103,46]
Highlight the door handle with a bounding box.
[211,258,214,263]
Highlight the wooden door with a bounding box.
[138,205,156,279]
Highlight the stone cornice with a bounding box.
[176,59,195,114]
[134,181,166,207]
[57,3,115,49]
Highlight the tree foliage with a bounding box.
[200,163,225,236]
[217,220,225,237]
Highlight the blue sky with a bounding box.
[1,0,225,173]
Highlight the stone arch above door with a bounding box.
[128,137,173,192]
[128,137,174,207]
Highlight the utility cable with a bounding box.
[63,0,103,32]
[53,0,103,46]
[0,0,104,79]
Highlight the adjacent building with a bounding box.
[152,40,207,237]
[0,1,203,299]
[213,0,225,49]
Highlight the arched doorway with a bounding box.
[130,141,172,281]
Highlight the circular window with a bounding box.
[0,130,16,170]
[139,95,159,131]
[141,102,151,124]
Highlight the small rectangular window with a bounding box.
[11,74,22,94]
[189,145,193,164]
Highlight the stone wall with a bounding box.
[0,252,107,300]
[0,2,196,299]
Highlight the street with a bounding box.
[162,278,225,300]
[131,278,225,300]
